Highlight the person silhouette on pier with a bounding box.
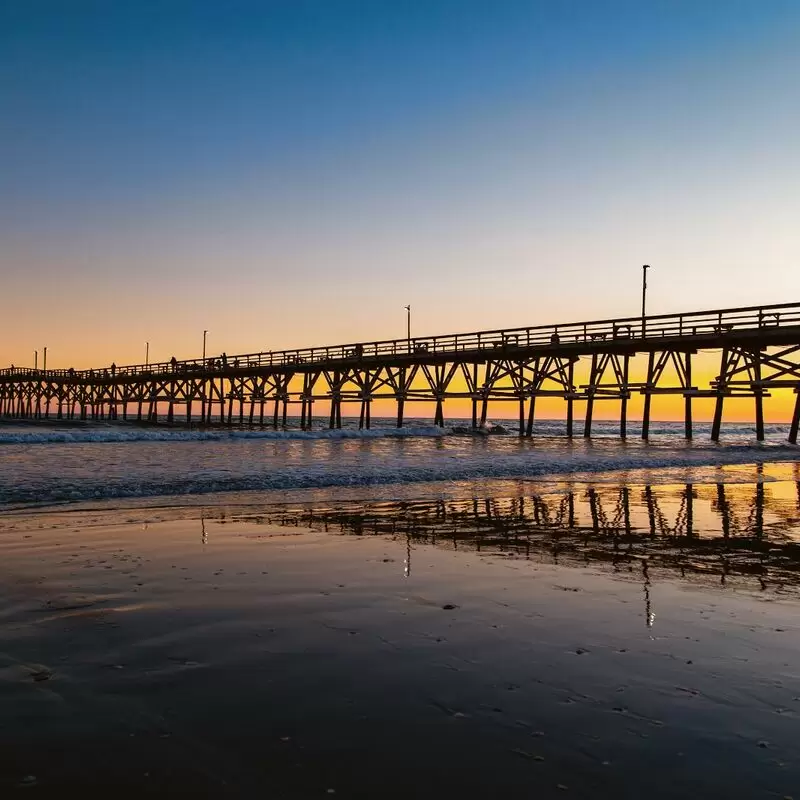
[170,356,178,372]
[221,352,228,369]
[110,363,116,377]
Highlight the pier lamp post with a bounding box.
[145,342,149,366]
[405,305,411,353]
[203,330,208,361]
[641,264,651,338]
[43,347,47,372]
[34,350,38,370]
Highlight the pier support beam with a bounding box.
[566,361,574,438]
[753,350,765,442]
[789,390,800,445]
[434,397,444,428]
[584,354,597,438]
[471,364,479,429]
[300,375,309,430]
[330,396,338,429]
[711,394,724,442]
[642,352,655,440]
[684,352,693,440]
[619,354,630,440]
[711,348,728,442]
[526,394,536,437]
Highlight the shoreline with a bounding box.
[2,458,799,516]
[3,467,800,595]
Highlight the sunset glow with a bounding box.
[2,2,799,422]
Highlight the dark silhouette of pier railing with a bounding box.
[3,300,800,441]
[3,301,800,380]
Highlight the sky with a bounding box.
[2,1,799,418]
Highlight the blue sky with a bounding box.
[2,1,799,365]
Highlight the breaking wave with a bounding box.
[0,425,448,445]
[1,441,798,507]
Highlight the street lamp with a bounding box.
[145,342,150,366]
[405,305,411,352]
[641,264,651,338]
[43,346,47,372]
[203,330,208,361]
[34,349,38,370]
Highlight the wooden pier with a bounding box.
[3,301,800,441]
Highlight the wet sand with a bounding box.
[2,490,800,798]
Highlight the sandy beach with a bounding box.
[2,482,800,799]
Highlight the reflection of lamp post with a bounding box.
[203,330,208,361]
[405,305,411,353]
[643,560,654,630]
[641,264,650,338]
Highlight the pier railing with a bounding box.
[3,301,800,380]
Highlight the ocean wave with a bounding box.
[0,425,449,445]
[2,443,797,507]
[0,419,790,445]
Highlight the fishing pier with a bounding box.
[3,301,800,441]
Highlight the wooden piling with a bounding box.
[753,350,765,442]
[566,361,574,438]
[684,352,693,440]
[620,354,630,439]
[471,364,478,429]
[711,349,727,442]
[584,354,597,438]
[711,394,724,442]
[642,351,655,440]
[789,390,800,444]
[526,394,536,438]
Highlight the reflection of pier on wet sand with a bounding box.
[4,478,800,797]
[217,472,800,595]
